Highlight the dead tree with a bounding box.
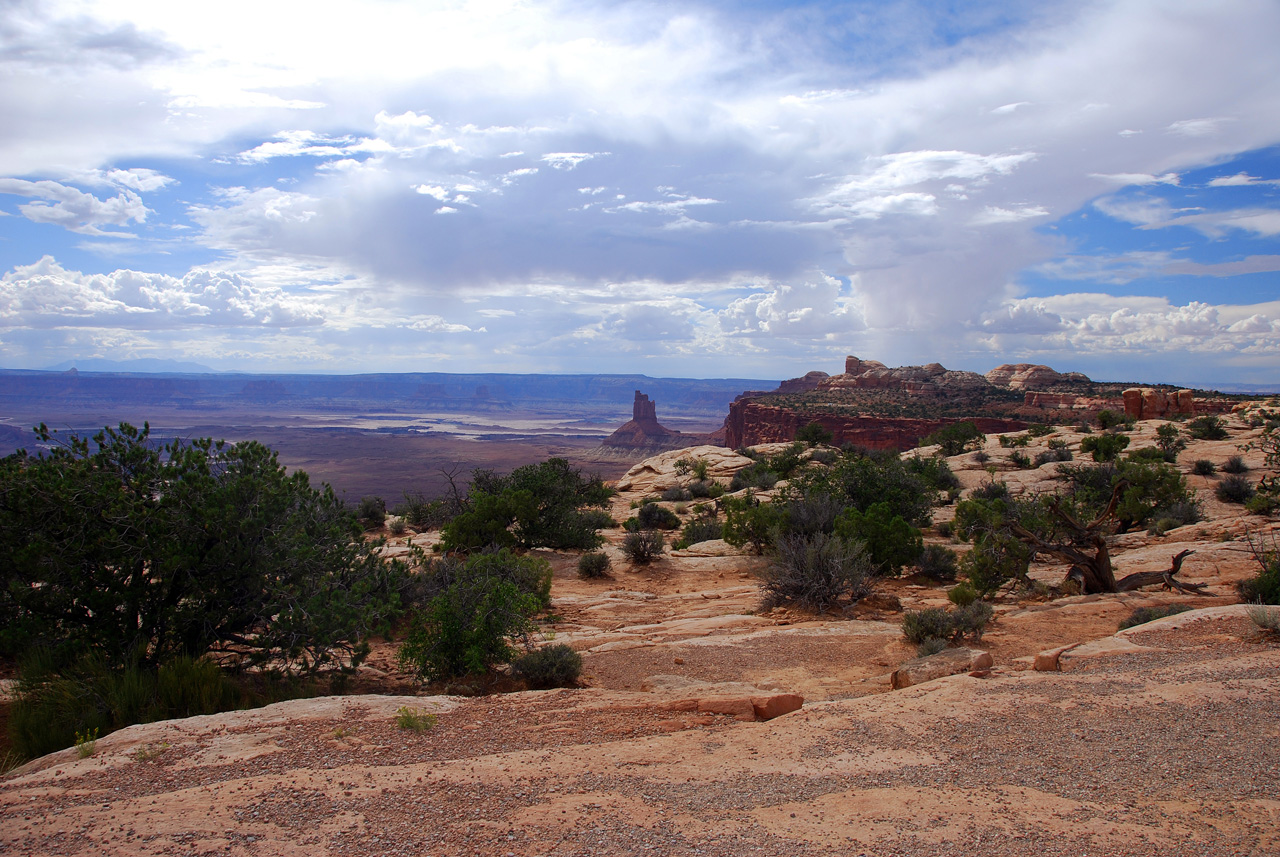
[1007,481,1207,595]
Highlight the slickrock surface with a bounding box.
[4,416,1280,855]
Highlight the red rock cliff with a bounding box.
[723,400,1027,451]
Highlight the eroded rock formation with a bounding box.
[1122,388,1196,420]
[818,356,989,396]
[722,401,1026,450]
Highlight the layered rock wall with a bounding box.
[722,400,1026,451]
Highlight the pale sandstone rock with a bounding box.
[890,647,993,690]
[614,445,755,493]
[985,363,1066,389]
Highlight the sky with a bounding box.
[1,0,1278,387]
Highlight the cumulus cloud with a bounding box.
[0,256,325,328]
[0,178,148,235]
[1208,172,1280,187]
[720,278,865,339]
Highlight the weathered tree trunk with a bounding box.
[1114,549,1208,595]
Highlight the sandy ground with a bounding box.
[3,420,1280,855]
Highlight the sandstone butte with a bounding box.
[720,355,1239,450]
[3,410,1280,857]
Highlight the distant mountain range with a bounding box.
[41,358,221,374]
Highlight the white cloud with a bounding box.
[541,152,607,170]
[0,178,148,235]
[720,278,865,339]
[1206,172,1280,187]
[1089,172,1180,186]
[972,205,1050,225]
[0,256,325,328]
[1166,117,1230,137]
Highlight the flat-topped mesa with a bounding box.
[818,355,989,396]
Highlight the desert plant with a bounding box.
[721,494,786,553]
[730,461,780,491]
[1191,459,1217,476]
[1238,535,1280,604]
[796,421,833,445]
[1027,424,1055,438]
[662,485,692,502]
[637,502,681,530]
[1117,604,1192,630]
[0,423,408,674]
[395,706,437,731]
[916,544,958,581]
[510,644,582,689]
[74,727,99,759]
[833,502,922,576]
[356,495,387,529]
[951,601,994,642]
[915,636,949,657]
[1154,423,1187,461]
[972,450,990,464]
[1245,494,1280,515]
[998,434,1031,449]
[1009,451,1032,469]
[1033,447,1073,467]
[1222,455,1249,474]
[1081,433,1130,462]
[922,421,984,456]
[1247,604,1280,634]
[621,530,664,565]
[397,551,549,682]
[759,533,875,612]
[673,518,724,550]
[387,516,408,535]
[1097,410,1126,430]
[1186,416,1229,440]
[901,608,953,645]
[577,551,611,579]
[947,581,979,607]
[1215,474,1255,504]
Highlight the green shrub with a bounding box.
[905,455,960,493]
[397,551,549,682]
[1118,604,1192,630]
[440,458,611,552]
[621,530,664,565]
[1239,537,1280,604]
[673,518,724,550]
[356,495,386,528]
[1222,455,1249,474]
[1081,433,1130,462]
[1191,459,1217,476]
[1154,423,1186,461]
[901,608,953,644]
[1027,424,1054,438]
[722,495,787,553]
[1033,447,1073,467]
[730,461,779,492]
[387,516,408,535]
[970,480,1009,501]
[577,551,612,579]
[1216,474,1255,504]
[765,442,809,479]
[833,502,922,576]
[1245,494,1280,515]
[916,544,958,581]
[972,450,990,464]
[951,601,994,642]
[1186,416,1229,440]
[0,423,407,674]
[796,421,833,445]
[916,637,949,657]
[947,581,979,607]
[637,503,681,530]
[688,479,723,498]
[1128,446,1169,463]
[998,434,1031,449]
[395,706,438,731]
[579,508,617,530]
[662,485,692,502]
[922,421,984,456]
[1097,410,1126,430]
[510,644,582,689]
[758,532,875,612]
[1009,451,1032,469]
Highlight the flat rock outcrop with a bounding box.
[986,363,1070,389]
[723,401,1026,450]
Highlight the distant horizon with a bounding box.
[5,357,1278,395]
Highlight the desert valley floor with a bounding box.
[2,418,1279,856]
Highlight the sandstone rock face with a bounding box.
[986,363,1074,389]
[614,445,755,493]
[890,647,994,689]
[775,371,829,394]
[722,401,1026,450]
[820,357,989,396]
[1122,387,1198,420]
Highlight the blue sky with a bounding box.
[1,0,1278,387]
